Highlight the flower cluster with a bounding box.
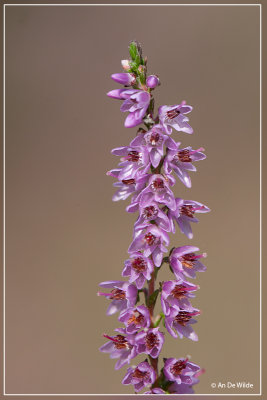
[98,41,209,394]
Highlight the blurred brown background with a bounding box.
[4,3,260,396]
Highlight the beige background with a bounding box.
[4,3,261,396]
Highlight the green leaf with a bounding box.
[129,42,137,61]
[129,61,138,72]
[154,312,165,328]
[135,53,141,65]
[148,289,160,306]
[139,72,145,85]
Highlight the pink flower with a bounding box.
[159,101,193,134]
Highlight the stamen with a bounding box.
[184,252,207,260]
[191,206,206,212]
[145,332,159,350]
[125,150,140,162]
[144,232,157,246]
[145,131,163,146]
[103,334,129,349]
[195,368,206,378]
[128,310,145,326]
[151,177,165,191]
[180,205,194,218]
[181,259,194,269]
[171,284,198,299]
[132,257,146,272]
[176,147,205,163]
[190,147,205,154]
[177,149,191,163]
[170,359,187,376]
[180,204,205,218]
[132,368,149,380]
[110,288,126,300]
[122,178,135,185]
[166,107,181,120]
[103,334,120,343]
[96,288,127,300]
[181,252,206,269]
[143,205,158,220]
[175,310,200,326]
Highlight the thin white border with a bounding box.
[3,1,6,395]
[3,3,262,397]
[259,2,262,396]
[2,3,263,5]
[3,2,5,397]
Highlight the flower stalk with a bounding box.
[98,40,210,394]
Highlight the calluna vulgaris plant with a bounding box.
[98,41,210,394]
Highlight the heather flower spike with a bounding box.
[98,40,210,394]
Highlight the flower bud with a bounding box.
[107,88,127,99]
[146,75,160,89]
[121,59,131,71]
[111,73,135,86]
[138,65,145,73]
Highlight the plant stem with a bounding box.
[148,270,155,320]
[148,269,159,378]
[149,354,158,378]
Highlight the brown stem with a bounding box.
[147,269,159,378]
[148,269,155,320]
[149,354,158,377]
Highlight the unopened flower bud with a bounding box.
[146,75,160,88]
[138,65,146,73]
[111,73,135,86]
[121,59,131,71]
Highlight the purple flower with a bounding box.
[164,145,206,188]
[137,174,176,211]
[163,357,201,385]
[161,279,199,315]
[120,89,150,128]
[169,246,207,280]
[146,75,160,89]
[110,172,149,202]
[97,280,137,315]
[107,88,129,99]
[168,371,203,394]
[122,361,156,392]
[168,198,210,238]
[130,124,176,168]
[165,307,200,341]
[132,200,171,232]
[122,252,154,289]
[128,225,169,267]
[108,145,150,181]
[111,73,135,86]
[144,388,166,394]
[159,101,193,134]
[135,328,164,358]
[103,43,208,394]
[168,382,195,394]
[99,330,137,370]
[118,305,151,333]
